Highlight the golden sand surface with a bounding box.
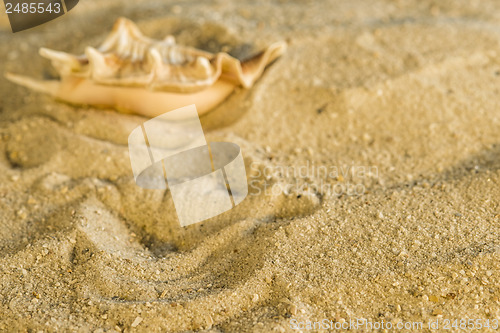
[0,0,499,332]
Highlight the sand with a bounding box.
[0,0,499,332]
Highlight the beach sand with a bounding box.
[0,0,499,331]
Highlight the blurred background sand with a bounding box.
[0,0,499,332]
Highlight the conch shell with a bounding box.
[6,17,286,118]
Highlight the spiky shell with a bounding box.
[6,17,286,118]
[40,17,286,93]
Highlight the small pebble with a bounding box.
[205,315,214,329]
[432,309,443,316]
[131,316,143,328]
[429,295,439,303]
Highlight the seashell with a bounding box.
[5,17,286,118]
